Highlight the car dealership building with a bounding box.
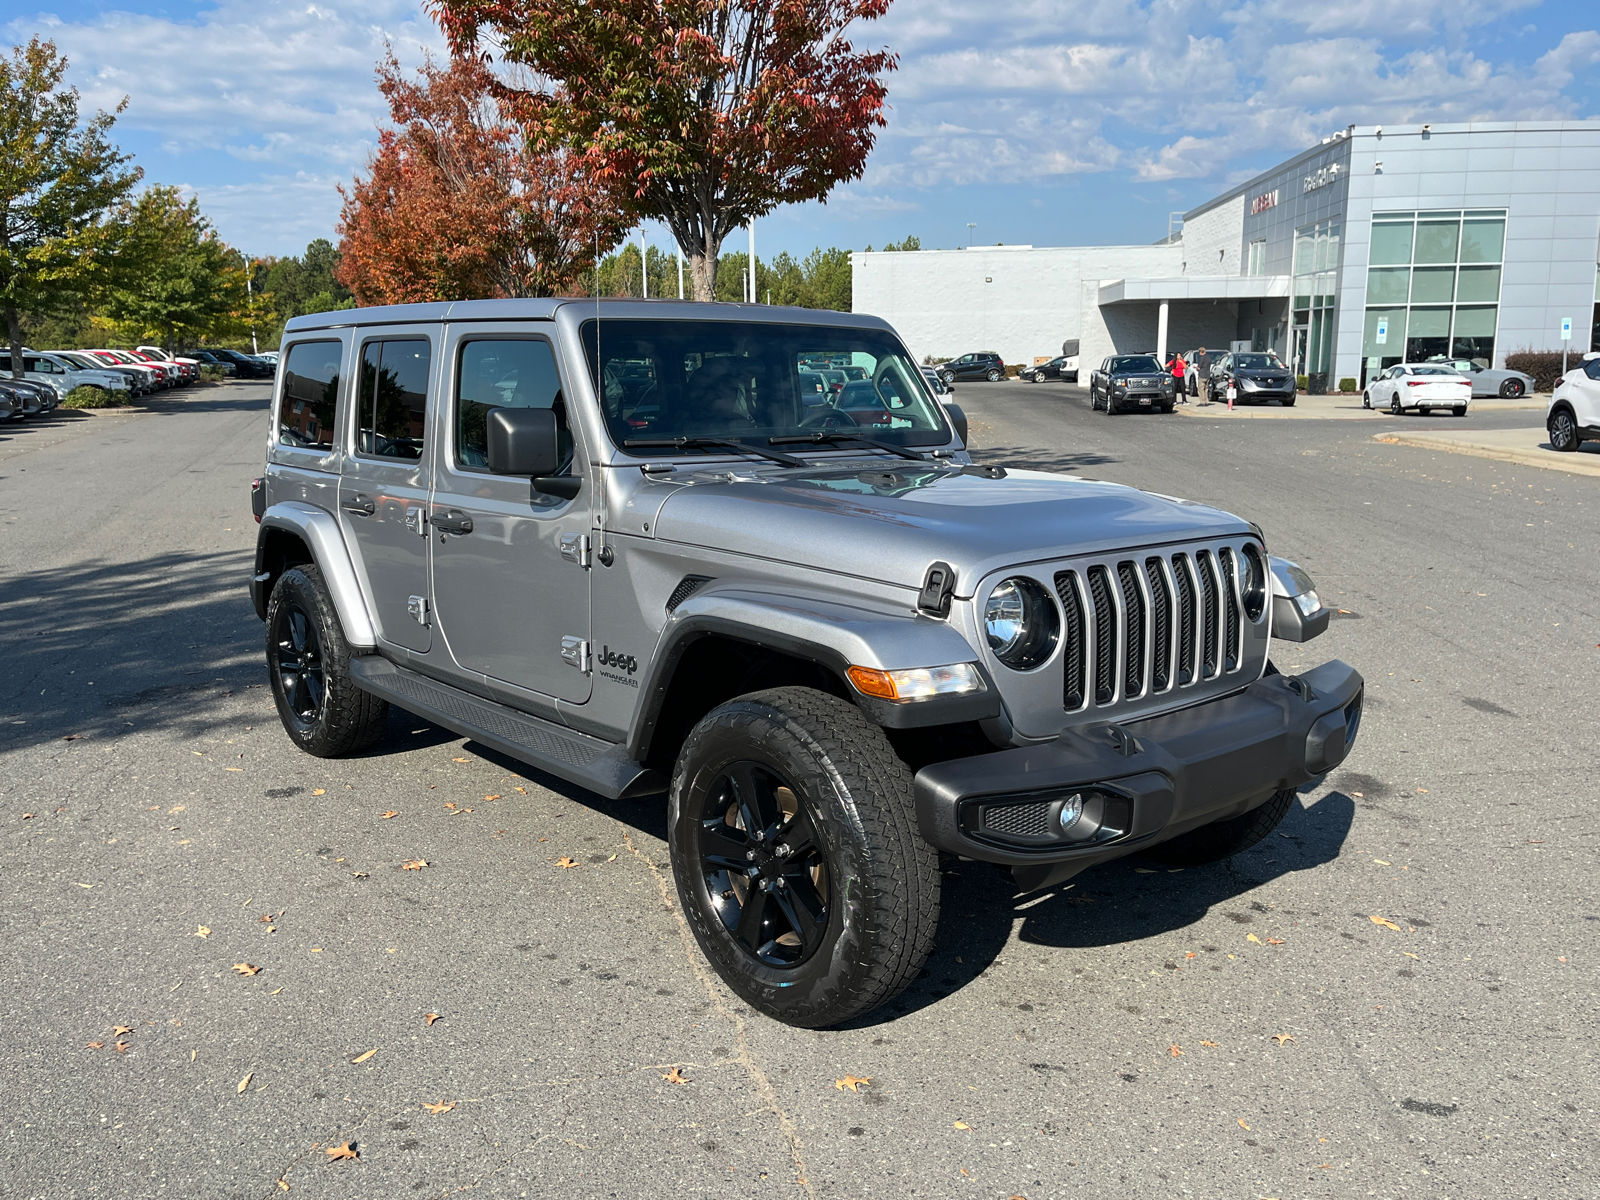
[853,120,1600,390]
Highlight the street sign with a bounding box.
[1561,317,1573,341]
[1376,318,1388,345]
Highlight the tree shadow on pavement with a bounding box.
[859,789,1356,1025]
[969,443,1118,473]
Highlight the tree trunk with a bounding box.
[5,307,23,379]
[685,248,718,302]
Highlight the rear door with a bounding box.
[339,329,436,654]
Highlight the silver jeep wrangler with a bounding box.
[250,299,1361,1028]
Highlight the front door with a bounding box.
[339,332,435,654]
[430,325,593,704]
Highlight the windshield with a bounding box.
[583,320,950,452]
[1109,356,1162,374]
[1233,354,1284,370]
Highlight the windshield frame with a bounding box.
[579,316,954,459]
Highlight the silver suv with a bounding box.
[249,300,1362,1027]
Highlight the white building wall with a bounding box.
[852,244,1180,366]
[1177,198,1245,278]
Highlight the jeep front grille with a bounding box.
[1049,539,1261,717]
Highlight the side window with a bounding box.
[455,338,567,471]
[355,339,430,460]
[1584,358,1600,381]
[277,341,343,451]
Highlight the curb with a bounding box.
[1374,431,1600,478]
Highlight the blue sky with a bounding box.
[10,0,1600,261]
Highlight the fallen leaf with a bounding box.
[953,1120,971,1130]
[662,1067,690,1084]
[1266,937,1286,946]
[452,757,469,763]
[424,1100,455,1114]
[484,794,501,801]
[233,963,261,976]
[277,1180,290,1192]
[269,988,283,996]
[1246,933,1262,944]
[169,805,186,814]
[351,1048,377,1064]
[424,1013,441,1026]
[63,733,82,741]
[1369,915,1402,932]
[401,860,428,871]
[225,767,243,772]
[113,1024,133,1035]
[1168,1044,1184,1058]
[86,1041,104,1049]
[513,787,526,794]
[1271,1033,1296,1046]
[311,789,326,796]
[1237,1118,1251,1131]
[194,925,211,938]
[1132,867,1156,874]
[1403,952,1421,961]
[1416,788,1429,793]
[324,1142,358,1162]
[1200,1040,1219,1048]
[605,853,617,862]
[350,872,369,878]
[835,1075,871,1092]
[191,1049,199,1060]
[1317,1163,1333,1169]
[259,913,274,924]
[1184,951,1196,959]
[554,857,579,869]
[381,811,399,819]
[20,812,33,820]
[238,1073,252,1093]
[1374,859,1391,866]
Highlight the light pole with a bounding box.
[966,223,976,248]
[747,219,757,303]
[639,230,648,299]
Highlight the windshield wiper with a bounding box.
[769,432,927,461]
[623,436,806,468]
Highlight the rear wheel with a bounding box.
[1362,392,1371,408]
[1453,406,1466,417]
[1549,408,1581,451]
[1419,406,1431,415]
[1143,789,1295,866]
[1500,378,1525,399]
[668,687,939,1028]
[266,565,389,757]
[1390,395,1403,415]
[986,368,1003,382]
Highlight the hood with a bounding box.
[650,464,1250,594]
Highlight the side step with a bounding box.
[349,656,665,799]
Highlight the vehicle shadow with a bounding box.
[853,789,1357,1025]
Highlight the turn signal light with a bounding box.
[847,662,985,702]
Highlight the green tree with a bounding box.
[99,186,247,349]
[0,37,141,375]
[263,238,354,321]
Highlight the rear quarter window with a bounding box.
[278,341,344,451]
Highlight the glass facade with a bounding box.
[1292,220,1340,388]
[1362,209,1506,382]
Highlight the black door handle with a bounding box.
[433,509,473,535]
[342,493,375,516]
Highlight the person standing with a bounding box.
[1194,346,1211,404]
[1168,351,1187,403]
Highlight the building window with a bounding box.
[1361,209,1506,383]
[1292,220,1340,388]
[1247,239,1266,276]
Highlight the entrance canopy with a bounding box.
[1098,275,1291,305]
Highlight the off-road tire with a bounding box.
[668,687,940,1028]
[266,565,389,757]
[1142,788,1295,866]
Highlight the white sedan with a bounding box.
[1363,364,1472,416]
[22,352,130,399]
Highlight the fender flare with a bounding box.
[254,502,377,649]
[625,584,1000,761]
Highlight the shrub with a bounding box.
[1504,350,1569,394]
[1296,374,1308,391]
[1005,364,1021,378]
[1339,377,1358,392]
[923,355,951,365]
[198,365,228,383]
[62,386,133,409]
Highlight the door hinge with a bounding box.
[407,595,430,627]
[404,506,427,537]
[560,636,590,673]
[560,533,591,568]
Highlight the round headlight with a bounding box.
[1240,543,1266,621]
[983,577,1059,670]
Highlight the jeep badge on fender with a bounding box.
[249,298,1362,1030]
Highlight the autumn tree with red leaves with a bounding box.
[337,52,629,305]
[432,0,896,300]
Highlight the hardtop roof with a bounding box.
[282,298,895,335]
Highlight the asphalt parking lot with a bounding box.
[3,380,1596,1200]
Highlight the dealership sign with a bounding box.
[1250,188,1280,215]
[1303,163,1342,193]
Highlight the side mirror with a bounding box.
[943,401,968,448]
[487,407,560,476]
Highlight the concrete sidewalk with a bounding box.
[1175,392,1547,420]
[1375,424,1600,478]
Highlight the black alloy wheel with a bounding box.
[270,599,325,729]
[1549,408,1580,451]
[1390,395,1403,415]
[695,761,830,968]
[1500,378,1525,398]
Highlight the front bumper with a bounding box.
[913,659,1363,890]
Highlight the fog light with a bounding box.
[1059,792,1084,831]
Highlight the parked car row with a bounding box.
[0,371,62,421]
[14,345,277,401]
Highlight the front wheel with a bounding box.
[1143,789,1294,866]
[1281,396,1295,407]
[1362,392,1371,409]
[668,687,940,1028]
[266,565,389,757]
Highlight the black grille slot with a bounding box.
[1218,547,1241,671]
[1173,553,1196,685]
[1087,565,1117,705]
[1053,571,1087,710]
[1144,558,1172,692]
[1116,561,1145,699]
[984,802,1052,839]
[665,575,712,613]
[1196,551,1220,678]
